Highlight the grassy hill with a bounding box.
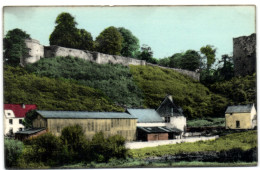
[130,65,229,118]
[25,56,143,107]
[4,65,124,112]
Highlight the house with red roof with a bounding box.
[4,104,37,135]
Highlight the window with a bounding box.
[165,117,170,123]
[19,128,23,131]
[236,121,240,128]
[19,119,23,124]
[9,119,13,125]
[7,113,10,116]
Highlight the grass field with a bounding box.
[130,130,257,159]
[187,118,225,127]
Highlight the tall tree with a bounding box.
[137,44,157,64]
[3,28,30,66]
[200,45,216,71]
[77,29,94,51]
[95,26,123,55]
[179,50,201,71]
[49,12,80,48]
[117,27,140,58]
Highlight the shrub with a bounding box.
[4,138,24,168]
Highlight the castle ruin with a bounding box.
[233,33,256,77]
[23,39,200,81]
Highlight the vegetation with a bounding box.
[95,26,123,55]
[187,118,225,127]
[23,110,38,128]
[3,28,31,66]
[25,56,143,107]
[137,44,158,64]
[117,27,140,58]
[4,65,123,111]
[130,130,257,159]
[200,45,216,71]
[4,139,24,168]
[130,65,229,118]
[49,12,93,50]
[209,74,256,105]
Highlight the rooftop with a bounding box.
[15,128,46,135]
[225,104,254,113]
[126,109,163,123]
[137,126,182,133]
[36,110,137,119]
[4,104,37,118]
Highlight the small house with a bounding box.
[32,110,137,141]
[156,95,187,132]
[4,104,37,135]
[225,104,257,129]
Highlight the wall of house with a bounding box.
[233,33,256,76]
[4,110,25,135]
[225,113,253,129]
[147,133,168,141]
[33,117,137,141]
[162,116,186,132]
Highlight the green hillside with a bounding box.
[130,65,229,118]
[4,65,124,112]
[25,56,143,107]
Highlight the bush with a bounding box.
[4,138,24,168]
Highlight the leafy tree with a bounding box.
[3,28,31,66]
[4,139,24,167]
[179,50,201,71]
[169,53,183,68]
[23,110,38,128]
[77,29,94,51]
[117,27,140,58]
[214,54,234,81]
[200,45,216,71]
[95,26,123,55]
[49,12,80,48]
[158,57,171,67]
[137,44,158,64]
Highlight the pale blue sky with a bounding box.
[3,6,255,60]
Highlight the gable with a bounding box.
[156,96,184,117]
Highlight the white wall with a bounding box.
[4,110,25,135]
[137,122,166,127]
[163,116,186,131]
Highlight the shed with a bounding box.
[225,104,257,129]
[15,128,46,141]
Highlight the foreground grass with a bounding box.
[187,117,225,127]
[60,160,257,168]
[130,130,257,159]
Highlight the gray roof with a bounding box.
[156,96,184,117]
[137,126,182,133]
[126,109,163,123]
[15,128,46,135]
[36,110,137,119]
[225,104,254,113]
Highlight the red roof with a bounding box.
[4,104,37,118]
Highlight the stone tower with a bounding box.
[233,33,256,77]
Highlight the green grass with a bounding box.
[130,65,229,118]
[130,131,257,159]
[187,118,225,127]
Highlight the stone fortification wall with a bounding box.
[147,63,200,81]
[23,39,199,81]
[233,33,256,76]
[22,39,44,66]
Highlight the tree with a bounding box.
[169,53,183,68]
[179,50,201,71]
[200,45,216,71]
[137,44,158,64]
[4,28,31,66]
[23,110,38,128]
[4,139,24,167]
[158,57,170,67]
[117,27,140,58]
[49,12,80,49]
[214,54,234,81]
[77,29,94,51]
[95,26,123,55]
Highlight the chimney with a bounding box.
[21,103,26,109]
[168,95,173,102]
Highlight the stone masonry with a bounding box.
[23,39,200,81]
[233,33,256,77]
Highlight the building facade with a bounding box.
[32,111,137,141]
[4,104,37,135]
[225,104,257,129]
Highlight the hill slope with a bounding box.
[25,56,143,107]
[130,65,229,118]
[4,66,124,112]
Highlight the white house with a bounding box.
[4,104,37,135]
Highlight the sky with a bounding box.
[3,6,255,60]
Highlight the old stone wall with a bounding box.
[23,39,199,81]
[233,33,256,76]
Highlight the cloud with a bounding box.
[4,7,36,19]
